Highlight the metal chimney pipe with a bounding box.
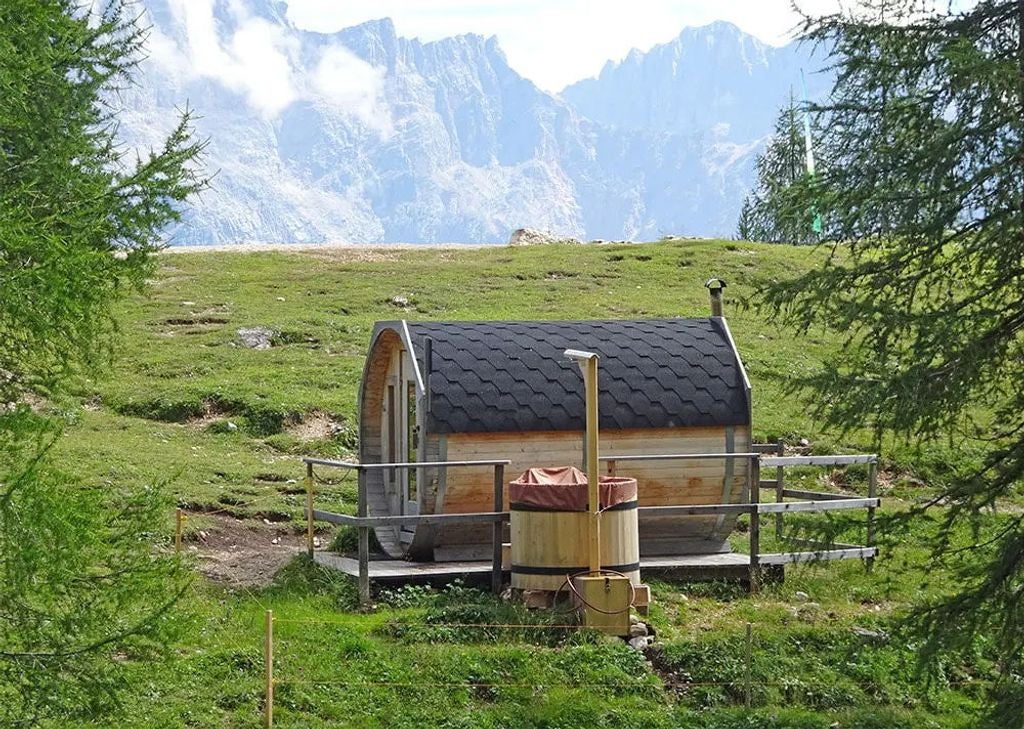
[705,278,727,317]
[564,348,601,574]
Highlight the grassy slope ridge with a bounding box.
[61,240,846,520]
[51,240,999,728]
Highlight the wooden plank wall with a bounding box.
[433,427,750,555]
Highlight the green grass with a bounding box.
[58,240,870,519]
[46,239,1006,726]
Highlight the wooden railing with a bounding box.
[304,450,880,605]
[302,458,510,606]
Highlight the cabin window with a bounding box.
[407,381,417,500]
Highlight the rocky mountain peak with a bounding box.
[122,1,827,245]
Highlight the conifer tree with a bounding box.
[763,1,1024,722]
[737,94,820,243]
[0,1,204,723]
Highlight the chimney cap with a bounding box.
[704,277,727,291]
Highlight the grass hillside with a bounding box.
[59,240,851,520]
[48,239,1006,727]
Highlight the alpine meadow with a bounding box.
[1,1,1022,728]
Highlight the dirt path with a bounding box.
[183,513,306,588]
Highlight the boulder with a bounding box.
[508,228,582,246]
[237,327,274,349]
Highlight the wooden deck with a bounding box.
[313,551,777,587]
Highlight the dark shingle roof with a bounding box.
[395,319,749,434]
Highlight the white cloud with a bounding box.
[162,0,297,116]
[145,0,390,129]
[311,45,393,135]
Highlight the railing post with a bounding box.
[866,459,877,573]
[264,609,274,729]
[492,463,505,594]
[749,455,761,593]
[775,439,785,540]
[357,467,370,607]
[305,462,314,558]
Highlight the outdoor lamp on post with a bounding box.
[564,348,601,574]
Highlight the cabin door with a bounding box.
[382,349,419,541]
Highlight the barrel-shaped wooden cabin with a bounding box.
[358,318,752,561]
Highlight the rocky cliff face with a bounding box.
[124,1,825,244]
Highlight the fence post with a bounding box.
[264,609,274,729]
[866,459,878,573]
[744,622,753,708]
[175,508,183,554]
[305,462,314,559]
[357,467,370,607]
[775,439,785,540]
[492,463,505,594]
[748,456,761,593]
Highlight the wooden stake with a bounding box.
[175,508,183,554]
[305,462,314,558]
[264,609,274,729]
[744,622,753,708]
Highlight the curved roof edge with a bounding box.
[366,318,751,434]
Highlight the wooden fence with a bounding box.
[304,450,879,606]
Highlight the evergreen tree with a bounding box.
[736,94,820,243]
[0,0,204,404]
[0,1,204,723]
[763,1,1024,722]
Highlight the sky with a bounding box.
[284,0,842,91]
[143,0,975,120]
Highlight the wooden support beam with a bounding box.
[757,498,880,514]
[357,469,370,607]
[781,489,862,501]
[313,497,877,530]
[312,509,509,527]
[774,439,785,541]
[783,537,864,550]
[492,463,504,594]
[760,547,878,565]
[638,503,755,517]
[600,452,760,463]
[305,461,314,558]
[867,461,878,573]
[760,455,877,467]
[749,456,761,593]
[300,457,511,471]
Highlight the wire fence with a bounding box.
[208,609,990,728]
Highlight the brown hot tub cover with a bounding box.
[509,466,637,512]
